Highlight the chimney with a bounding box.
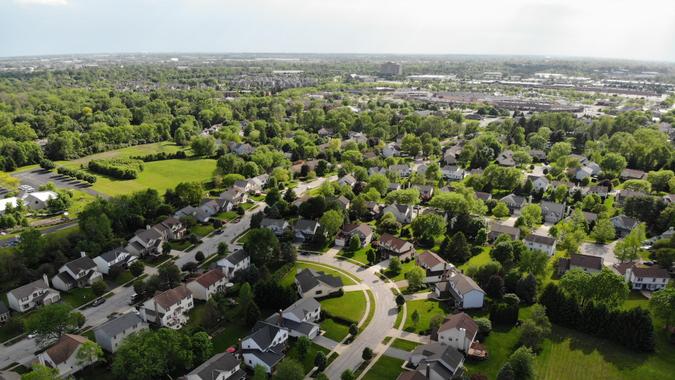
[80,251,86,258]
[277,309,283,326]
[42,273,50,286]
[458,327,466,351]
[426,363,431,379]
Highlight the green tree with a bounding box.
[614,223,646,262]
[158,263,181,289]
[319,209,344,238]
[129,260,145,277]
[547,142,572,162]
[649,287,675,329]
[411,213,446,244]
[76,341,103,366]
[91,279,107,296]
[388,257,402,275]
[296,336,311,359]
[600,152,627,178]
[349,323,359,336]
[367,174,390,195]
[314,351,327,371]
[243,228,280,266]
[496,362,515,380]
[341,369,356,380]
[112,329,194,380]
[395,293,405,308]
[362,347,373,361]
[348,234,361,252]
[385,188,420,205]
[508,346,535,380]
[518,249,548,276]
[411,310,420,327]
[559,268,628,308]
[252,365,267,380]
[441,232,471,263]
[21,364,59,380]
[16,228,46,267]
[191,331,214,363]
[493,201,510,218]
[275,358,304,380]
[24,304,81,346]
[190,135,216,156]
[591,218,616,243]
[404,267,427,291]
[519,304,551,350]
[518,204,542,228]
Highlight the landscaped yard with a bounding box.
[403,298,451,334]
[191,224,215,238]
[109,270,134,286]
[168,239,192,251]
[362,355,405,380]
[280,261,358,287]
[459,247,492,271]
[337,244,371,265]
[287,340,330,374]
[320,291,367,324]
[62,287,97,308]
[384,259,419,281]
[73,157,216,196]
[390,338,421,351]
[211,322,250,352]
[215,210,238,222]
[320,318,351,341]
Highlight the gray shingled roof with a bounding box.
[64,256,97,274]
[186,352,245,380]
[94,312,144,338]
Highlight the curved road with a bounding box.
[301,251,398,379]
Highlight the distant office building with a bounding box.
[380,61,402,76]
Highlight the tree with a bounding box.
[239,282,254,310]
[24,304,81,346]
[252,365,268,380]
[341,369,356,380]
[362,347,373,361]
[649,287,675,329]
[165,182,204,208]
[411,310,420,327]
[600,152,627,178]
[16,228,46,267]
[591,217,616,243]
[349,323,359,336]
[314,351,327,371]
[91,279,107,296]
[395,293,405,308]
[411,213,446,244]
[486,275,505,299]
[21,364,59,380]
[191,331,213,363]
[129,260,145,277]
[246,302,261,327]
[190,135,216,156]
[441,232,471,263]
[508,346,535,380]
[496,362,516,380]
[348,234,361,252]
[614,223,646,262]
[518,249,548,277]
[491,241,514,268]
[195,251,205,262]
[493,201,510,218]
[297,336,311,359]
[158,263,181,289]
[518,204,542,228]
[217,242,229,256]
[243,228,280,266]
[547,142,572,162]
[76,341,103,366]
[475,317,492,337]
[429,314,445,332]
[559,268,628,309]
[519,304,551,350]
[367,174,390,195]
[516,273,537,304]
[388,257,402,275]
[404,267,427,291]
[319,209,343,238]
[385,188,420,205]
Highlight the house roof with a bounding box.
[378,233,415,253]
[449,272,484,296]
[295,219,319,233]
[283,297,321,321]
[488,222,520,238]
[246,321,285,350]
[8,278,50,300]
[222,249,248,266]
[569,254,603,270]
[153,285,191,309]
[631,266,670,279]
[412,342,464,375]
[295,268,343,293]
[524,234,556,246]
[342,223,373,238]
[499,194,526,207]
[193,269,226,288]
[621,168,647,179]
[611,215,639,230]
[540,201,565,216]
[98,247,128,263]
[261,218,287,229]
[94,312,144,338]
[25,191,57,203]
[186,352,245,380]
[64,256,97,274]
[475,192,492,201]
[135,228,163,243]
[416,251,446,268]
[437,312,478,340]
[44,334,89,365]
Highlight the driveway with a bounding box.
[580,240,619,266]
[293,175,337,197]
[12,169,107,198]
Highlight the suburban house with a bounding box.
[408,342,465,380]
[540,201,566,223]
[499,194,527,214]
[382,142,401,158]
[369,167,387,176]
[527,175,549,192]
[294,219,320,242]
[37,334,98,378]
[416,251,454,283]
[51,254,103,292]
[338,174,357,187]
[616,189,648,206]
[335,223,373,247]
[364,201,382,220]
[22,191,59,211]
[587,185,609,198]
[139,284,194,329]
[523,234,557,256]
[442,165,466,181]
[260,218,289,236]
[557,254,603,276]
[0,301,9,324]
[94,312,148,353]
[496,150,515,167]
[126,227,165,257]
[336,195,351,210]
[416,185,435,201]
[295,268,343,298]
[228,142,255,156]
[187,269,228,301]
[381,203,416,224]
[241,321,289,373]
[434,312,478,352]
[264,297,321,339]
[376,233,416,260]
[181,352,246,380]
[475,192,492,202]
[217,250,251,279]
[620,265,670,291]
[93,247,133,275]
[175,205,213,223]
[388,164,412,177]
[443,149,459,165]
[6,275,60,312]
[487,222,520,242]
[611,215,640,237]
[220,188,248,207]
[574,166,593,181]
[153,217,187,241]
[435,271,485,309]
[530,149,546,162]
[388,183,402,192]
[620,168,647,180]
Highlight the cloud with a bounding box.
[14,0,68,5]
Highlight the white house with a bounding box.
[6,275,60,313]
[217,250,251,279]
[435,271,485,309]
[435,312,478,352]
[624,266,670,291]
[125,227,165,257]
[37,334,98,378]
[442,165,466,181]
[241,322,288,373]
[523,234,557,256]
[527,175,549,192]
[94,312,148,353]
[182,352,246,380]
[260,218,289,236]
[381,204,416,224]
[51,254,103,292]
[540,201,566,223]
[139,284,194,329]
[388,164,411,177]
[93,248,133,275]
[295,268,343,298]
[264,298,321,339]
[22,191,58,211]
[187,269,228,301]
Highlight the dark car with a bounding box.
[91,298,105,307]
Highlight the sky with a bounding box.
[1,0,674,62]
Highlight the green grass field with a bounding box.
[390,338,421,351]
[211,323,250,352]
[403,299,451,334]
[337,245,372,265]
[362,356,404,380]
[321,291,367,324]
[281,261,358,287]
[191,224,215,238]
[320,318,351,341]
[58,142,182,167]
[385,259,418,281]
[287,341,330,374]
[362,290,376,328]
[459,247,492,271]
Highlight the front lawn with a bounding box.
[384,259,418,282]
[390,338,421,351]
[191,224,215,238]
[110,270,134,286]
[62,287,97,308]
[403,299,451,334]
[215,210,238,222]
[168,239,192,251]
[320,291,367,324]
[320,318,351,341]
[287,341,330,374]
[337,245,371,265]
[362,356,404,380]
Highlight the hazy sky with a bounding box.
[1,0,674,62]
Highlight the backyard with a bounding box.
[362,356,405,380]
[403,298,452,334]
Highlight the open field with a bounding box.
[58,142,183,167]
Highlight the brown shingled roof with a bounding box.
[194,269,226,288]
[154,284,191,309]
[416,251,446,268]
[570,254,603,270]
[438,312,479,340]
[45,334,89,365]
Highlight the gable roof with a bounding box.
[98,247,128,263]
[246,321,285,350]
[153,285,191,309]
[94,312,144,338]
[186,352,244,380]
[449,272,484,295]
[569,254,603,270]
[416,251,446,268]
[295,268,343,293]
[524,233,556,246]
[631,266,670,279]
[378,233,415,253]
[45,334,89,365]
[261,218,287,229]
[295,219,319,233]
[500,194,526,207]
[437,312,478,339]
[8,278,50,300]
[193,269,226,288]
[222,249,248,266]
[64,256,97,274]
[540,200,565,216]
[283,297,321,320]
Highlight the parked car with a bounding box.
[91,298,105,307]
